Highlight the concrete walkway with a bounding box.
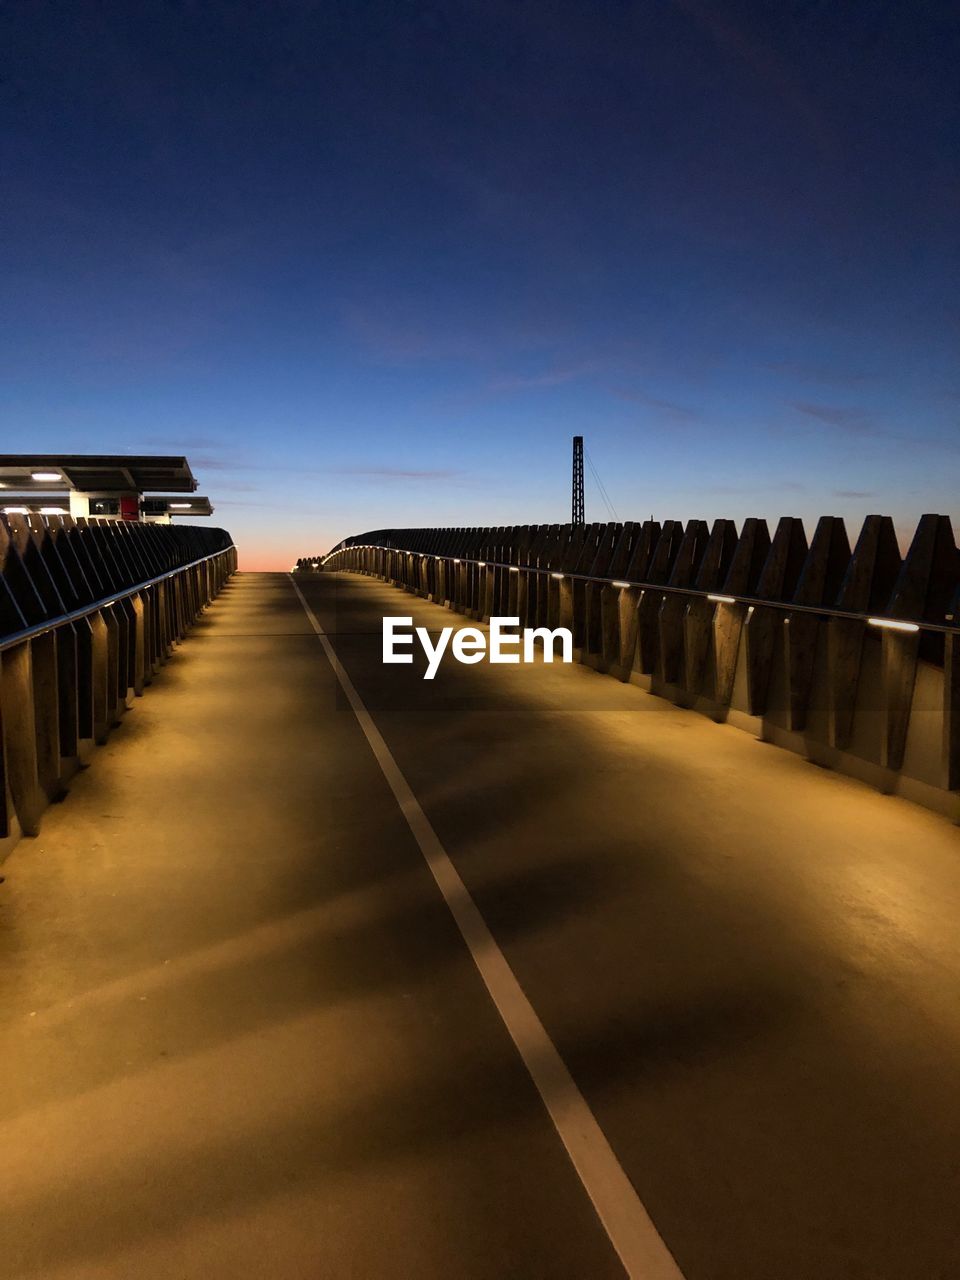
[2,570,960,1278]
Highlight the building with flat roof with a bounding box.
[0,455,213,523]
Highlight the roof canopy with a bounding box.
[141,496,213,516]
[1,493,213,517]
[0,455,198,494]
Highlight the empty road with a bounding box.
[2,570,959,1279]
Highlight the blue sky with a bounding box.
[3,0,958,567]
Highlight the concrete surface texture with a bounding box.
[1,570,960,1279]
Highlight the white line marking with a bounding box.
[289,575,685,1280]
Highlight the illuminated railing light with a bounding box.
[452,558,460,563]
[509,566,520,573]
[868,617,920,633]
[169,502,192,509]
[611,580,631,589]
[478,561,486,567]
[708,594,737,604]
[551,572,564,580]
[31,471,61,482]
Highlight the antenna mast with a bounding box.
[572,435,585,525]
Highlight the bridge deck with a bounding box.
[2,570,960,1279]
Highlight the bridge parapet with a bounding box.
[0,513,236,856]
[302,516,960,818]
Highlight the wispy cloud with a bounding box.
[765,361,874,389]
[214,499,276,508]
[833,489,876,499]
[331,466,462,480]
[670,0,838,163]
[426,354,610,414]
[703,479,807,495]
[141,434,227,452]
[791,404,960,453]
[793,402,875,431]
[610,388,699,421]
[488,360,603,392]
[183,453,255,472]
[343,303,495,364]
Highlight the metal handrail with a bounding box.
[0,543,236,654]
[316,543,959,637]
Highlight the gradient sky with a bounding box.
[3,1,958,568]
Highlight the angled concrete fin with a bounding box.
[659,520,709,684]
[745,517,808,716]
[784,517,851,730]
[637,521,684,674]
[0,642,44,835]
[683,519,739,694]
[0,519,49,627]
[607,522,638,579]
[625,520,661,581]
[712,519,771,707]
[584,523,623,654]
[826,516,901,748]
[944,585,960,790]
[881,515,957,770]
